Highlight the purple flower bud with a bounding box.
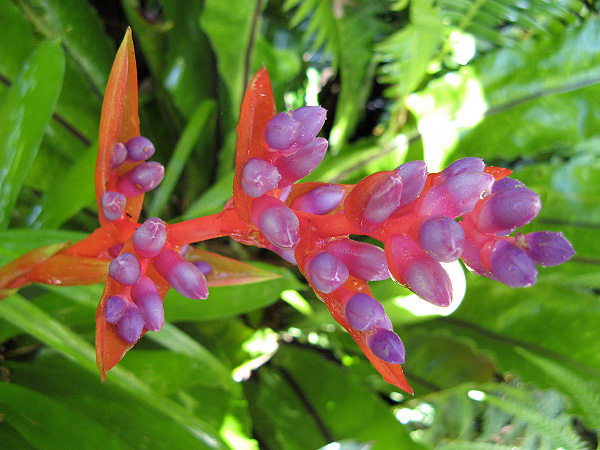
[251,197,300,250]
[418,215,465,262]
[116,302,145,344]
[126,136,156,162]
[101,191,126,221]
[290,184,345,215]
[363,172,403,225]
[386,234,452,306]
[274,137,328,186]
[192,260,213,276]
[105,295,128,324]
[327,239,389,281]
[111,142,128,168]
[395,160,428,208]
[117,162,165,197]
[241,157,281,197]
[418,172,495,218]
[133,217,167,258]
[265,112,302,151]
[153,248,208,299]
[476,185,541,235]
[290,106,327,148]
[108,252,141,285]
[366,328,405,364]
[489,240,537,287]
[441,157,485,181]
[523,231,574,267]
[344,293,388,331]
[306,252,349,293]
[131,276,164,332]
[492,176,525,193]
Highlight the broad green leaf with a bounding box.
[0,229,88,264]
[272,345,425,450]
[179,172,234,219]
[244,365,331,450]
[0,294,230,450]
[0,422,36,450]
[200,0,258,170]
[0,40,65,228]
[7,353,234,450]
[32,141,97,228]
[15,0,114,94]
[149,100,216,216]
[0,1,36,79]
[0,383,135,450]
[163,263,301,321]
[160,0,216,118]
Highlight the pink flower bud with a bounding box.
[105,295,128,324]
[241,157,281,197]
[116,302,145,344]
[274,137,328,186]
[386,234,452,307]
[101,191,126,221]
[344,171,403,232]
[344,293,388,331]
[111,142,128,168]
[327,239,389,281]
[153,248,208,299]
[133,217,167,258]
[441,157,485,181]
[418,172,494,218]
[290,184,345,215]
[131,276,164,332]
[290,106,327,148]
[108,252,141,285]
[366,328,405,364]
[117,162,165,197]
[522,231,574,267]
[251,196,299,250]
[306,252,349,293]
[264,112,302,151]
[125,136,156,161]
[486,239,537,287]
[475,185,541,235]
[395,160,428,208]
[418,215,465,262]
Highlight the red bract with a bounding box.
[0,30,574,393]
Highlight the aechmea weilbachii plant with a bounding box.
[0,30,574,393]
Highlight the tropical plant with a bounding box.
[0,1,599,449]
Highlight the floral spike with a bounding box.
[0,30,574,393]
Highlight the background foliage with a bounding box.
[1,0,600,449]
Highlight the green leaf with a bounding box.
[0,294,230,450]
[200,0,259,171]
[31,141,97,228]
[15,0,114,94]
[149,100,216,217]
[270,345,425,450]
[163,263,301,321]
[179,172,234,219]
[0,1,36,79]
[0,383,135,450]
[0,39,65,229]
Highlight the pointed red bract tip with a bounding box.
[96,28,142,227]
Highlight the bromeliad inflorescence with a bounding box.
[0,30,574,393]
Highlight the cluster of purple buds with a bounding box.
[241,107,329,257]
[101,136,165,222]
[105,216,209,343]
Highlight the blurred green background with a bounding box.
[1,0,600,449]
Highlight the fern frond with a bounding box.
[517,347,600,433]
[479,385,590,450]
